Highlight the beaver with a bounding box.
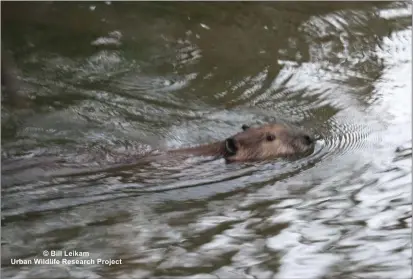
[168,122,315,163]
[44,122,315,178]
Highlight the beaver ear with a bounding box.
[225,137,238,155]
[241,124,250,131]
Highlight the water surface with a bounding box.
[2,2,412,279]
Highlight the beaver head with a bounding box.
[223,123,315,162]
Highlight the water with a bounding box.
[1,2,411,279]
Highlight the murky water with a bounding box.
[2,2,411,279]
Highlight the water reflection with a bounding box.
[2,2,411,279]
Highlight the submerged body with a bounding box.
[168,123,315,163]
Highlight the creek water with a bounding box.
[2,2,412,279]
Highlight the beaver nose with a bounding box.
[301,134,314,146]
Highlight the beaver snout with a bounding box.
[301,134,314,146]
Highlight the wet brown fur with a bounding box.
[168,123,315,163]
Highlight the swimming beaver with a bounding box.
[46,122,315,177]
[168,123,315,163]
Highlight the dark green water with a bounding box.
[2,2,411,279]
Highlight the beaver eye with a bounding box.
[241,124,250,131]
[266,134,276,141]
